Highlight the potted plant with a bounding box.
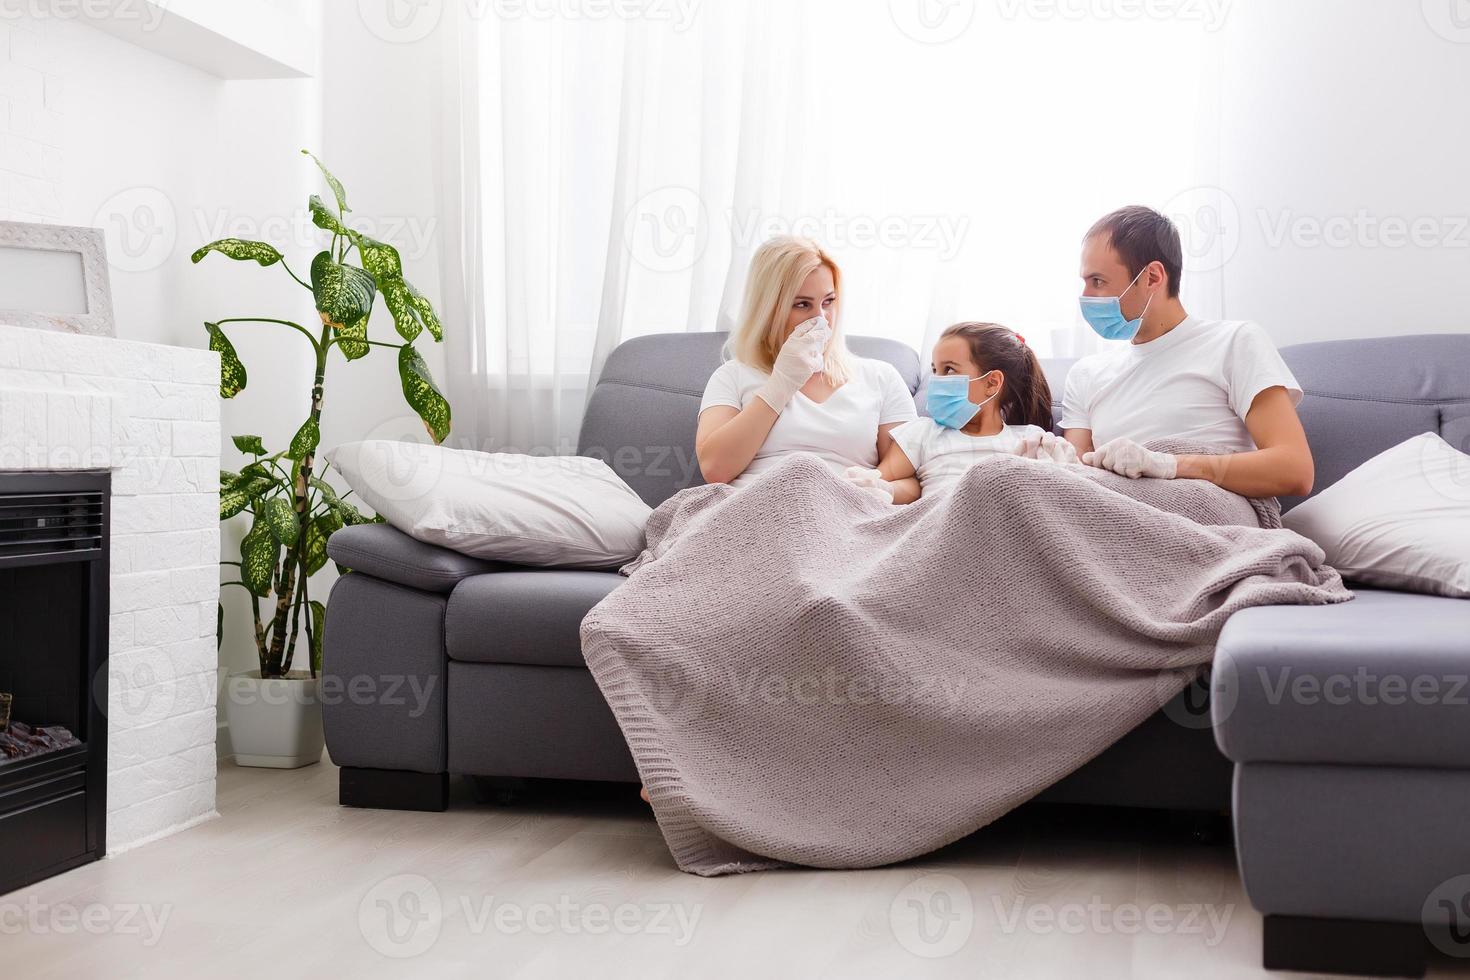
[201,151,450,768]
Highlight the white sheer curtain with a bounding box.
[435,0,1221,452]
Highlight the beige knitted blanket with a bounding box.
[580,451,1350,876]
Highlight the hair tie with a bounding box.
[1014,332,1026,346]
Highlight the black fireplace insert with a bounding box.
[0,469,109,896]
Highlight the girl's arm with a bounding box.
[875,425,921,504]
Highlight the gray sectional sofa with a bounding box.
[323,331,1470,977]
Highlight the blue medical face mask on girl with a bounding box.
[1079,266,1154,341]
[926,372,998,429]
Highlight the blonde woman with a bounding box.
[695,237,921,501]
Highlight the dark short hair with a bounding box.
[1085,206,1183,298]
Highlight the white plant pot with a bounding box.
[222,671,324,769]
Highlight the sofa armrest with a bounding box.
[327,523,508,594]
[1213,588,1470,769]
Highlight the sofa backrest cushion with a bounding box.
[584,330,1469,512]
[578,333,922,506]
[1278,334,1470,510]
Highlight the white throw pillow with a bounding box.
[325,441,652,569]
[1283,432,1470,598]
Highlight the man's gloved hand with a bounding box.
[1082,437,1178,479]
[842,466,895,503]
[1016,431,1081,465]
[756,316,831,413]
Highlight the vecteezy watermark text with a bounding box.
[0,898,172,947]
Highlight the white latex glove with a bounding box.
[1016,431,1081,466]
[1082,437,1178,479]
[756,316,831,413]
[842,466,895,503]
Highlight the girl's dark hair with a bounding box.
[938,322,1054,430]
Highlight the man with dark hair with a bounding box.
[1061,206,1315,499]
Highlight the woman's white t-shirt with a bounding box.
[890,419,1047,495]
[1059,316,1302,453]
[699,357,918,487]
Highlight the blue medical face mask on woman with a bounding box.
[927,372,998,429]
[1079,267,1153,341]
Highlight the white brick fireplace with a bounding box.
[0,323,220,853]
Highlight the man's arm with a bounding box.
[1063,428,1094,457]
[1174,386,1314,497]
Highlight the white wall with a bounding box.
[1191,0,1470,345]
[0,4,326,741]
[1,3,456,741]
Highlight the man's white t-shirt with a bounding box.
[1060,317,1302,453]
[699,357,918,487]
[890,419,1048,495]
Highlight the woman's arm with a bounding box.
[695,403,780,485]
[1174,386,1314,497]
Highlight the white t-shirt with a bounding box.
[1060,316,1302,453]
[699,356,918,487]
[890,419,1048,495]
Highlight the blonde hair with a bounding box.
[726,236,855,386]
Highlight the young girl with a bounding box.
[844,322,1077,501]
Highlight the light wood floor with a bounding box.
[7,756,1470,980]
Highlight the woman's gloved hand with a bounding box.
[842,466,896,503]
[1082,437,1178,479]
[756,316,831,414]
[1016,431,1081,465]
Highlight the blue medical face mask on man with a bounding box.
[927,372,998,430]
[1079,266,1153,341]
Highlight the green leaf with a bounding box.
[232,434,267,456]
[310,251,375,360]
[309,475,342,508]
[379,278,422,343]
[206,323,248,399]
[263,497,301,547]
[354,233,402,280]
[220,474,274,520]
[313,476,369,526]
[406,283,443,342]
[354,233,442,343]
[301,150,350,215]
[308,194,352,237]
[308,600,327,675]
[333,497,368,526]
[398,344,452,443]
[240,514,279,598]
[287,418,320,461]
[334,316,369,361]
[301,510,342,575]
[221,469,242,488]
[191,239,283,267]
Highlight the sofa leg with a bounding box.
[339,766,449,812]
[471,776,528,805]
[1263,915,1425,977]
